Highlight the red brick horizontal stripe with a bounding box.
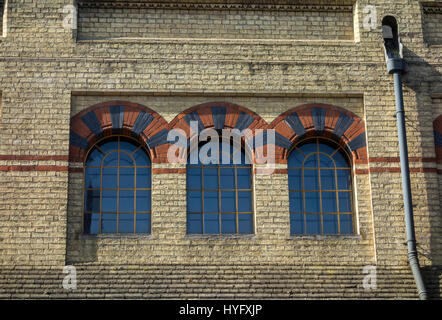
[0,155,69,161]
[255,168,288,174]
[0,165,68,172]
[152,168,186,174]
[368,157,436,163]
[355,167,438,174]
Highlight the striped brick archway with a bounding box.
[435,114,442,165]
[168,102,268,163]
[69,101,169,163]
[269,103,368,164]
[69,101,368,166]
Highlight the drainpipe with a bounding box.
[381,16,428,300]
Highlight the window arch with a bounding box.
[186,138,253,234]
[288,137,354,235]
[83,136,152,234]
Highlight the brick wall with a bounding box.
[77,2,355,41]
[422,3,442,45]
[0,0,441,298]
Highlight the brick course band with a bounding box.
[69,101,169,163]
[0,165,68,172]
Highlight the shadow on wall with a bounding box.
[66,172,98,264]
[401,45,442,291]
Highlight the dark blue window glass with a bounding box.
[186,139,253,234]
[83,136,151,234]
[288,138,353,235]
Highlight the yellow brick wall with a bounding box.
[77,4,355,41]
[0,0,440,285]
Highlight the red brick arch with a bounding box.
[269,103,368,164]
[168,102,268,163]
[69,101,169,163]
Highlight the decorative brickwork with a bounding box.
[270,103,367,164]
[69,101,169,163]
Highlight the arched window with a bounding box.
[83,136,151,234]
[186,139,253,234]
[288,138,353,235]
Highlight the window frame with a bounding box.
[81,134,152,235]
[185,136,255,235]
[287,136,356,236]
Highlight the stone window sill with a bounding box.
[184,234,257,240]
[287,234,362,241]
[79,234,155,240]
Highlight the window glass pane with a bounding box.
[204,213,219,234]
[289,191,303,213]
[103,152,118,166]
[288,149,304,167]
[85,167,100,189]
[221,214,236,234]
[319,153,334,168]
[238,191,252,212]
[220,168,235,189]
[303,153,317,168]
[305,192,320,213]
[221,191,235,213]
[119,190,134,212]
[333,150,349,167]
[102,190,117,212]
[86,148,103,166]
[118,213,134,233]
[187,168,201,189]
[322,192,337,213]
[337,169,351,190]
[84,189,100,212]
[203,168,218,189]
[320,169,335,190]
[136,213,151,234]
[339,214,353,234]
[323,214,338,234]
[84,213,99,234]
[305,214,321,234]
[119,152,134,167]
[339,192,352,212]
[119,167,134,189]
[304,170,319,190]
[133,148,151,166]
[136,167,151,188]
[119,139,138,154]
[99,140,118,154]
[204,191,219,213]
[187,191,202,213]
[288,169,302,190]
[290,213,304,234]
[187,213,202,234]
[102,167,118,188]
[299,142,317,156]
[136,190,151,212]
[238,214,253,234]
[237,168,251,189]
[318,142,336,155]
[101,213,117,233]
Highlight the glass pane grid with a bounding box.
[288,138,354,236]
[186,140,253,235]
[83,136,152,235]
